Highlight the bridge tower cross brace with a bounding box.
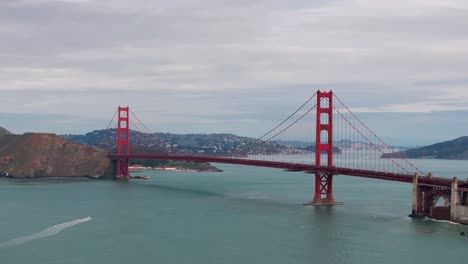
[116,106,130,179]
[306,90,341,205]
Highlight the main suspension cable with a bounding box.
[105,109,118,130]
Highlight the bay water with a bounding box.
[1,159,467,263]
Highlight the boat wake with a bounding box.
[423,217,459,225]
[0,217,92,249]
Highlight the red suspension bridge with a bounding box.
[107,90,468,223]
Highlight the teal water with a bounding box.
[1,160,467,263]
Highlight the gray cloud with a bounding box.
[1,0,468,144]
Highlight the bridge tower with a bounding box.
[116,106,130,179]
[306,90,341,205]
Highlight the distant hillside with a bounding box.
[0,133,113,178]
[64,129,285,171]
[62,129,308,171]
[381,136,468,160]
[62,129,300,156]
[276,141,342,153]
[302,145,342,154]
[62,129,165,154]
[275,139,410,152]
[0,127,11,136]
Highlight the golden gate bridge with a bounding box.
[106,90,468,223]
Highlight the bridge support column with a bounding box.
[304,173,343,205]
[304,90,342,206]
[450,177,459,221]
[116,106,130,179]
[117,158,129,179]
[411,174,423,217]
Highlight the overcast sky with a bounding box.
[1,0,468,145]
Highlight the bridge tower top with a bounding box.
[117,106,130,155]
[315,90,333,167]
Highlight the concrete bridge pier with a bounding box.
[450,177,468,224]
[411,174,423,217]
[411,175,468,223]
[303,173,344,206]
[450,177,459,221]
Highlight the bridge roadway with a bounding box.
[108,154,468,189]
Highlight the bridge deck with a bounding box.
[108,154,467,188]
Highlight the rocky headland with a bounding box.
[0,130,114,178]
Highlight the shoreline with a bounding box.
[129,165,222,173]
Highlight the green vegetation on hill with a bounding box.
[381,136,468,160]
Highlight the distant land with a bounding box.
[11,127,419,160]
[67,129,415,158]
[62,129,302,156]
[62,129,353,170]
[62,129,309,173]
[275,139,411,152]
[381,136,468,160]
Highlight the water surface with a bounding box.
[0,159,467,263]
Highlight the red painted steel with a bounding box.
[107,154,468,188]
[116,106,130,179]
[313,90,335,204]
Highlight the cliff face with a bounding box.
[0,133,113,178]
